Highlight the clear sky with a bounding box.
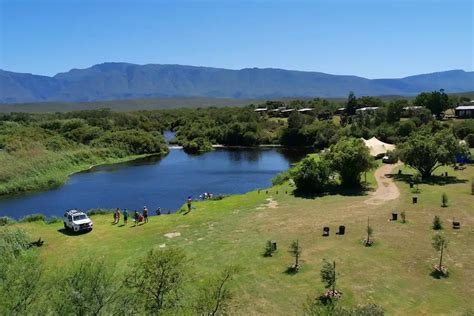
[0,0,472,78]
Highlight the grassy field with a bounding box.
[16,163,474,315]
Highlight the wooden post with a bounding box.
[332,261,336,292]
[439,241,444,268]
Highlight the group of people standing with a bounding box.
[113,206,161,226]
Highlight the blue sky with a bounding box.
[0,0,472,78]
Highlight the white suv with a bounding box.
[63,210,93,232]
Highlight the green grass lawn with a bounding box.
[17,163,474,315]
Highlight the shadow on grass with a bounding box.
[430,270,449,279]
[284,266,300,276]
[394,173,467,186]
[57,228,92,236]
[292,183,370,200]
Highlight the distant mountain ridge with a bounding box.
[1,63,473,103]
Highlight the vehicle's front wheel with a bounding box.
[64,223,68,230]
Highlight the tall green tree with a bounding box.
[346,92,358,116]
[414,90,450,119]
[397,130,464,178]
[324,137,376,186]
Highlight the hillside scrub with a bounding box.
[0,111,168,195]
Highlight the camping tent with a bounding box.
[362,137,395,157]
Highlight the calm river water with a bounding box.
[0,148,308,219]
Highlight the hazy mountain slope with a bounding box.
[1,63,473,103]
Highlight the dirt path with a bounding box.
[364,162,402,205]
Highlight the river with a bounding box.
[0,147,308,219]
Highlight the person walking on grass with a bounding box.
[143,206,149,223]
[113,208,119,224]
[123,208,128,225]
[134,211,139,226]
[187,196,192,213]
[156,207,161,216]
[116,208,121,224]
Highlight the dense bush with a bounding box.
[182,137,213,154]
[293,155,331,193]
[0,216,16,226]
[92,130,167,155]
[465,134,474,148]
[19,213,46,223]
[324,137,375,186]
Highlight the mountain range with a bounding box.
[1,63,473,103]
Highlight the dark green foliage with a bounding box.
[264,240,274,257]
[397,120,416,137]
[92,130,167,155]
[87,208,115,215]
[0,227,31,260]
[293,156,331,193]
[346,92,358,116]
[441,192,448,207]
[0,216,16,226]
[182,137,213,154]
[397,130,464,178]
[324,137,376,186]
[414,90,450,118]
[272,169,292,185]
[49,257,119,315]
[289,240,302,271]
[125,247,187,313]
[19,213,46,223]
[433,216,443,230]
[465,134,474,148]
[0,227,43,315]
[320,260,336,290]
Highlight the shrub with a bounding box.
[293,155,330,193]
[400,211,406,223]
[465,134,474,148]
[0,227,31,260]
[272,169,292,186]
[87,208,114,216]
[19,213,45,223]
[433,216,443,230]
[264,240,274,257]
[441,192,448,207]
[324,137,375,186]
[0,216,16,226]
[46,216,62,224]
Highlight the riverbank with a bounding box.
[8,163,474,314]
[0,149,166,197]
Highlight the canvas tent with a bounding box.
[362,137,395,157]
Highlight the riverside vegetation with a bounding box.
[1,90,473,195]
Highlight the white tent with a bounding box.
[362,137,395,157]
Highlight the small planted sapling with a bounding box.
[400,211,407,223]
[433,216,443,230]
[288,240,302,272]
[264,240,274,257]
[364,217,374,246]
[432,233,448,276]
[441,192,448,207]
